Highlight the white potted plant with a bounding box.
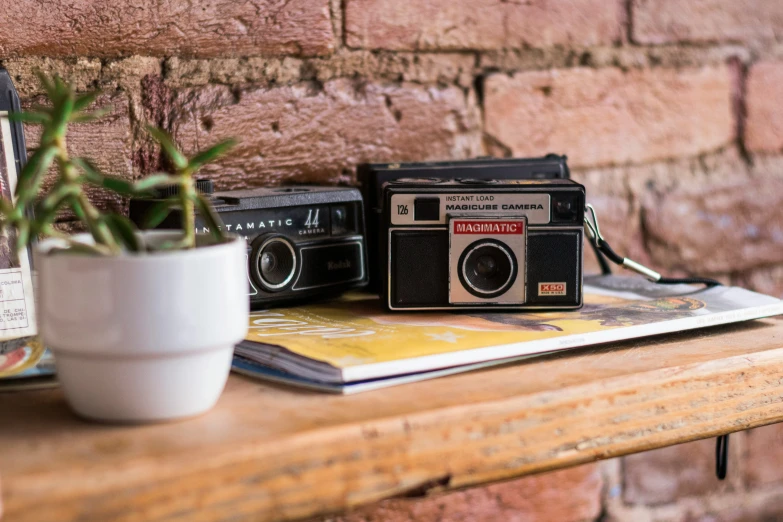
[2,74,249,423]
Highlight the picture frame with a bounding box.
[0,68,38,352]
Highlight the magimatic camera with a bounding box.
[359,154,571,290]
[381,178,585,311]
[130,184,368,308]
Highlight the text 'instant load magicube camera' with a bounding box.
[381,178,585,311]
[130,184,368,308]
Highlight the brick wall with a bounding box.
[3,1,783,520]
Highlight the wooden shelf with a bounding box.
[3,318,783,521]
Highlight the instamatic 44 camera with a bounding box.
[381,178,585,311]
[130,184,368,308]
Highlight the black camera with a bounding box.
[130,184,368,308]
[381,178,585,311]
[359,155,571,290]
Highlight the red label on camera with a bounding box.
[538,283,567,296]
[453,220,525,234]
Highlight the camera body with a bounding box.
[359,155,571,291]
[381,178,584,311]
[129,185,368,308]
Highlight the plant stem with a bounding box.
[54,134,121,255]
[77,193,120,254]
[180,173,195,249]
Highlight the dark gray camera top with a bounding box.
[358,154,570,207]
[208,185,363,213]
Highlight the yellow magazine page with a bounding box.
[243,277,777,370]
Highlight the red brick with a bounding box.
[325,464,603,522]
[745,424,783,487]
[642,176,783,274]
[167,80,482,188]
[745,62,783,154]
[623,438,738,505]
[632,0,783,44]
[733,266,783,298]
[690,495,783,522]
[345,0,623,51]
[484,66,734,169]
[0,0,334,58]
[23,94,133,215]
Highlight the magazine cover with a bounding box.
[235,275,783,388]
[0,70,37,354]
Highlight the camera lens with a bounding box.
[254,237,297,290]
[475,255,498,278]
[459,241,516,297]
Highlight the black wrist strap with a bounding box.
[584,203,727,480]
[584,204,721,288]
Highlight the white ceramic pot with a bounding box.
[35,232,249,423]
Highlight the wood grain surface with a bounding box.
[3,318,783,521]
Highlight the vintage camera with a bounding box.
[130,184,368,308]
[359,154,571,290]
[381,178,585,310]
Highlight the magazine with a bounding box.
[232,352,541,394]
[0,341,57,391]
[233,275,783,392]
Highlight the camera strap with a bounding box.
[584,204,730,481]
[583,204,722,287]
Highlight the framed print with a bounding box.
[0,69,37,352]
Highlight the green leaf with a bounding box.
[71,157,103,183]
[73,91,100,112]
[15,145,57,202]
[192,194,225,241]
[75,157,140,199]
[134,174,176,193]
[5,112,51,124]
[70,107,113,124]
[69,196,87,222]
[188,139,237,170]
[146,126,187,170]
[14,220,30,252]
[103,214,141,252]
[50,93,75,138]
[100,176,138,196]
[48,76,74,112]
[36,72,57,100]
[52,76,68,96]
[156,238,190,251]
[142,199,178,229]
[37,184,76,213]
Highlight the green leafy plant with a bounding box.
[1,73,235,255]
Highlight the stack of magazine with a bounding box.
[0,340,57,391]
[233,275,783,393]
